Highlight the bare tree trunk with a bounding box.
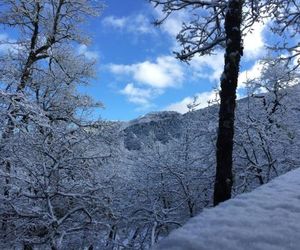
[213,0,244,206]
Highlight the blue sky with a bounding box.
[83,0,269,121]
[0,0,269,121]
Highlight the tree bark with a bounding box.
[213,0,244,206]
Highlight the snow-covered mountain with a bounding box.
[120,85,300,179]
[121,84,299,153]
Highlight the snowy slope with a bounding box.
[153,167,300,250]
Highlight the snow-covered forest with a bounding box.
[0,0,300,249]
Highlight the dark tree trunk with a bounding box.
[213,0,244,206]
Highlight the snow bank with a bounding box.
[153,168,300,250]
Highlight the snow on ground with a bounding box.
[153,168,300,250]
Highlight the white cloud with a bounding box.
[102,14,155,34]
[111,56,184,109]
[120,83,163,110]
[165,90,217,114]
[121,83,152,105]
[161,16,182,37]
[166,60,266,114]
[152,6,189,51]
[156,9,186,38]
[190,51,224,82]
[77,44,99,60]
[109,55,184,89]
[239,61,264,89]
[243,20,267,60]
[102,16,127,28]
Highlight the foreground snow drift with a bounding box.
[153,168,300,250]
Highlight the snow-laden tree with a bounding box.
[0,0,99,199]
[234,58,300,193]
[0,1,122,249]
[150,0,266,205]
[0,0,101,128]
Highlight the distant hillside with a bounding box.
[119,84,300,192]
